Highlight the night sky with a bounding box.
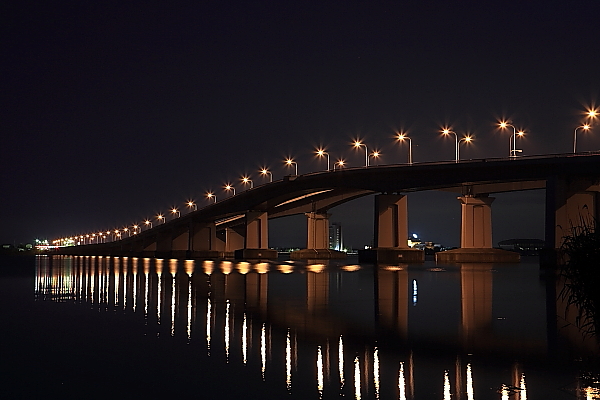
[3,1,600,248]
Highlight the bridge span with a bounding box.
[60,153,600,263]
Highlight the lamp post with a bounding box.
[370,150,381,166]
[441,129,459,162]
[132,225,140,235]
[187,201,197,211]
[224,184,236,196]
[260,168,273,182]
[573,124,591,153]
[509,130,525,157]
[284,158,298,175]
[144,220,152,230]
[123,227,130,237]
[499,122,524,158]
[353,140,368,166]
[157,214,165,224]
[334,159,346,170]
[206,192,217,203]
[396,133,412,164]
[316,149,330,171]
[171,208,180,218]
[241,177,253,189]
[458,135,473,161]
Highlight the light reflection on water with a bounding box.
[32,255,597,399]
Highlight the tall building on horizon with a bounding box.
[329,222,342,251]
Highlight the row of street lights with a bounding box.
[54,112,598,245]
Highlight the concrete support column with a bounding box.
[459,195,495,248]
[189,222,217,251]
[245,211,269,249]
[374,194,409,248]
[225,228,245,252]
[545,175,600,249]
[306,212,330,249]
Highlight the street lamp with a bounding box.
[132,225,140,235]
[499,121,523,158]
[157,214,165,224]
[144,220,152,229]
[187,201,197,211]
[573,124,591,153]
[260,168,273,182]
[241,176,253,189]
[284,158,298,175]
[334,159,346,170]
[171,208,180,218]
[123,227,130,237]
[396,132,413,164]
[509,130,525,157]
[353,140,369,166]
[441,128,459,162]
[586,109,598,120]
[458,135,473,161]
[206,192,217,203]
[316,149,330,171]
[370,150,381,165]
[224,183,236,196]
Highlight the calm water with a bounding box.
[1,255,599,399]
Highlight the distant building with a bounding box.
[498,239,545,255]
[329,223,343,251]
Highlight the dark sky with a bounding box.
[2,1,600,248]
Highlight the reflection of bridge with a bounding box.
[36,256,534,399]
[61,153,600,263]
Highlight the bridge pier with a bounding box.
[234,211,277,260]
[437,195,519,263]
[359,194,424,263]
[291,212,346,259]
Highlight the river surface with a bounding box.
[1,254,599,399]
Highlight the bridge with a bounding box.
[59,152,600,263]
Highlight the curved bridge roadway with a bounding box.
[65,152,600,256]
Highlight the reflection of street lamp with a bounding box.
[334,159,346,170]
[224,184,236,196]
[171,208,180,218]
[206,192,216,203]
[396,132,412,164]
[260,168,273,182]
[284,158,298,175]
[187,201,197,211]
[573,124,591,153]
[353,140,369,166]
[241,176,253,189]
[441,128,458,162]
[316,149,330,171]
